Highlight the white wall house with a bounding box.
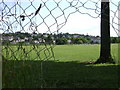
[91,37,101,43]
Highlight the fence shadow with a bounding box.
[2,60,120,88]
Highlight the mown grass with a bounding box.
[2,44,54,60]
[2,44,119,88]
[54,44,118,62]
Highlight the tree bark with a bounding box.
[95,1,115,64]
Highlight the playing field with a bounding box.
[2,44,119,88]
[2,44,118,62]
[54,44,118,62]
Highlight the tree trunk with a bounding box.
[95,0,115,64]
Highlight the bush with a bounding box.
[56,38,68,45]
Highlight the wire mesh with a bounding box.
[0,0,120,60]
[0,0,120,88]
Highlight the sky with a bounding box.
[0,0,119,37]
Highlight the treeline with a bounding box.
[56,37,92,45]
[1,32,119,45]
[111,37,120,43]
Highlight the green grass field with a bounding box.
[2,44,119,88]
[54,44,118,62]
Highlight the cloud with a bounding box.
[60,12,100,36]
[60,12,118,37]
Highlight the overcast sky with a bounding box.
[0,0,119,37]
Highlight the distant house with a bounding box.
[43,33,48,38]
[18,38,25,42]
[24,37,29,41]
[51,36,54,40]
[90,37,101,43]
[53,40,56,44]
[73,34,80,38]
[11,41,17,44]
[67,40,72,44]
[34,40,39,44]
[2,36,13,41]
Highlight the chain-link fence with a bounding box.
[0,0,119,60]
[0,0,120,88]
